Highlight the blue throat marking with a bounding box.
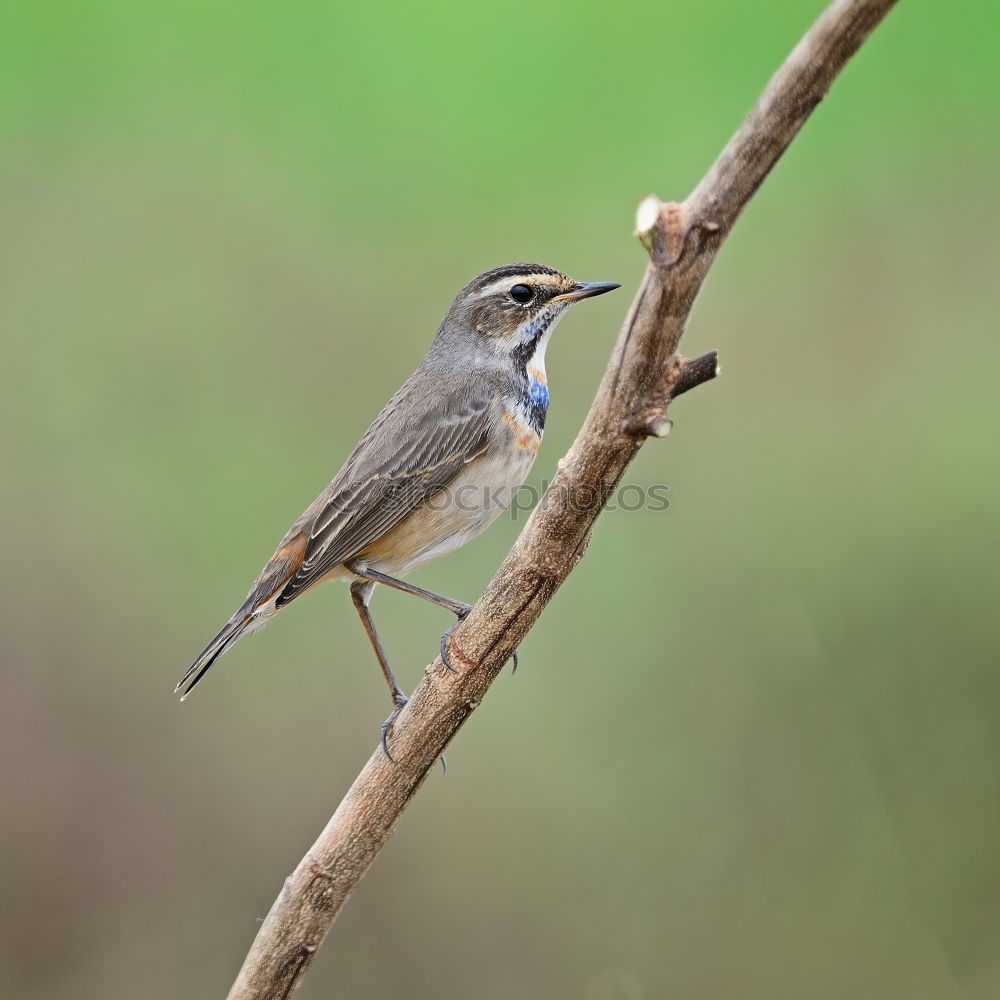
[512,308,555,434]
[528,375,549,411]
[522,310,552,342]
[523,372,549,433]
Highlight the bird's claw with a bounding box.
[439,603,470,672]
[440,622,520,676]
[439,624,460,673]
[380,695,408,761]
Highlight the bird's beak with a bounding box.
[552,280,621,303]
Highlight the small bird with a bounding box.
[177,263,619,751]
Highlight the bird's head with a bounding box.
[433,263,619,370]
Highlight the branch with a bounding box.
[226,1,899,995]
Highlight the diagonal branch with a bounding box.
[226,1,900,996]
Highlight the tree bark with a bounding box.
[226,1,901,995]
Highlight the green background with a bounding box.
[3,1,998,997]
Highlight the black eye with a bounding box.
[509,283,534,304]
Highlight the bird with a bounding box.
[176,262,619,753]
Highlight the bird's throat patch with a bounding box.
[526,364,549,432]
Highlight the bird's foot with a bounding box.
[439,621,462,673]
[438,604,471,672]
[380,692,409,761]
[439,618,519,676]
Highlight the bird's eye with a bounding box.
[509,284,534,304]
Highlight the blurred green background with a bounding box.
[2,1,998,997]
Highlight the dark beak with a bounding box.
[552,280,621,303]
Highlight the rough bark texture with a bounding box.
[226,1,900,996]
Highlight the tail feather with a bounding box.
[178,525,304,699]
[176,611,253,700]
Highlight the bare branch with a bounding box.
[226,1,900,996]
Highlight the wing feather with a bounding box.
[275,374,495,605]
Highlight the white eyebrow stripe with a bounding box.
[468,274,555,302]
[468,278,519,301]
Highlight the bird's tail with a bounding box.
[177,522,305,699]
[175,606,256,700]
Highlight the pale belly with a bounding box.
[358,443,538,576]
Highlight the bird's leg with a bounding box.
[347,563,472,617]
[350,579,448,770]
[347,563,520,677]
[350,580,409,760]
[348,563,470,673]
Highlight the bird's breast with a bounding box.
[360,439,538,575]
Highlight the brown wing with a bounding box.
[274,372,496,607]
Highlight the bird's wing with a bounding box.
[274,375,496,606]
